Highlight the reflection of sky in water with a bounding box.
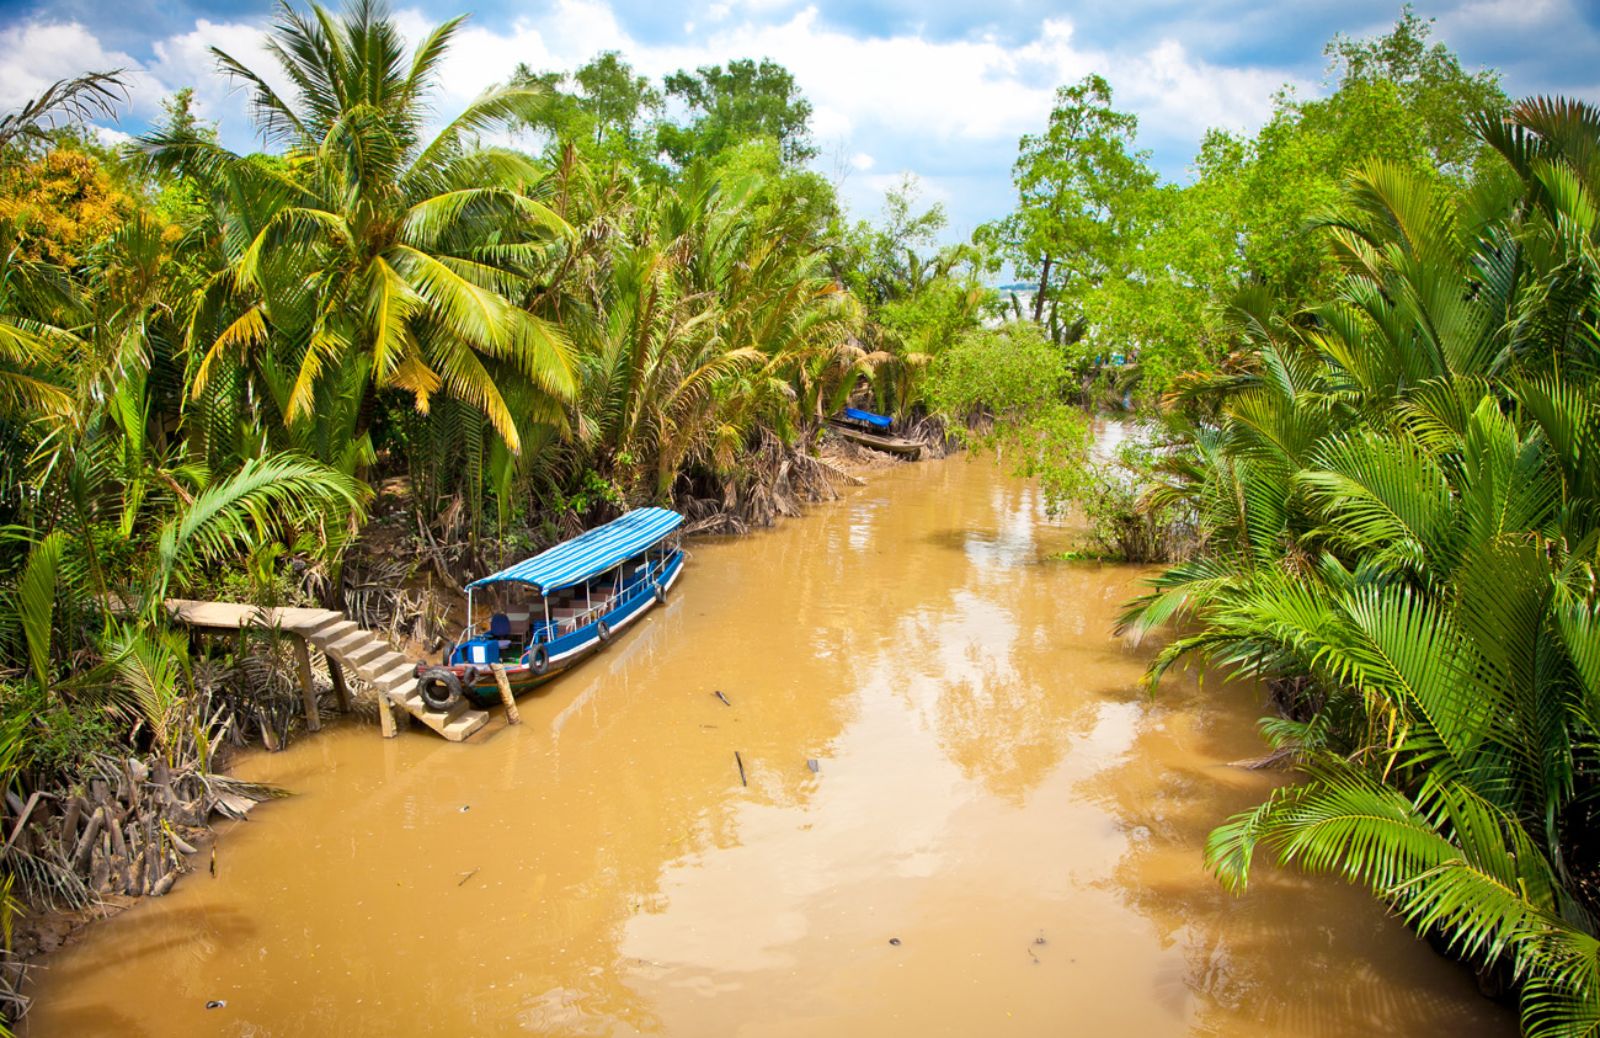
[1090,418,1155,464]
[847,500,878,552]
[960,487,1038,568]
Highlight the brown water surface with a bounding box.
[26,457,1512,1037]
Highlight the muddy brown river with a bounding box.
[26,456,1512,1036]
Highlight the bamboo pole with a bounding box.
[293,636,322,732]
[490,664,520,725]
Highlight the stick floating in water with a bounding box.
[735,751,747,786]
[714,690,732,707]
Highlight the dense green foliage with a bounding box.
[978,10,1511,404]
[1121,96,1600,1038]
[0,2,986,1024]
[8,1,1593,1032]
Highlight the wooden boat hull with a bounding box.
[827,421,922,457]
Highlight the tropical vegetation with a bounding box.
[6,0,1596,1033]
[0,0,983,1028]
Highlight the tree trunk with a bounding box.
[1033,256,1053,322]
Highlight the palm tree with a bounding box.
[146,0,576,457]
[1123,99,1600,1035]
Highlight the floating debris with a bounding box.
[714,690,732,707]
[888,938,901,946]
[806,759,820,773]
[458,868,479,887]
[459,805,470,813]
[734,751,747,787]
[206,1000,227,1010]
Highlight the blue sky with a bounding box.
[2,0,1597,238]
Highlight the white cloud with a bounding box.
[144,17,290,142]
[91,124,134,146]
[863,170,951,205]
[0,20,162,126]
[0,0,1305,231]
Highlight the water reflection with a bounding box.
[25,458,1511,1037]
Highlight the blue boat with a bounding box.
[413,507,686,711]
[827,407,921,457]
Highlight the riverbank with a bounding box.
[20,454,1512,1036]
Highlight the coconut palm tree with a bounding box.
[145,0,576,458]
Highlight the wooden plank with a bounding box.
[292,635,321,732]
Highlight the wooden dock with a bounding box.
[164,600,488,742]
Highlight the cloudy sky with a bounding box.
[1,0,1597,237]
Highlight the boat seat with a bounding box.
[488,613,512,639]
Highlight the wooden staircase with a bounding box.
[164,600,490,742]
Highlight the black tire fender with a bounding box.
[417,666,463,712]
[595,620,612,645]
[653,581,667,604]
[528,644,549,676]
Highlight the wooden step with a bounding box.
[335,640,390,668]
[307,620,361,642]
[391,687,426,713]
[441,711,489,741]
[319,628,370,657]
[385,683,489,741]
[364,659,416,690]
[298,613,353,638]
[164,598,495,744]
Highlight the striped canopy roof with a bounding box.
[468,507,684,593]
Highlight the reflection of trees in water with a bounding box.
[887,543,1152,804]
[1076,679,1512,1037]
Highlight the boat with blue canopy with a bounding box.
[412,507,686,711]
[826,407,922,457]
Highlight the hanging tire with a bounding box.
[417,667,463,712]
[653,581,667,604]
[528,644,549,676]
[595,620,612,645]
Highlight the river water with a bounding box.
[26,456,1512,1036]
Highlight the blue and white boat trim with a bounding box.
[413,507,686,709]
